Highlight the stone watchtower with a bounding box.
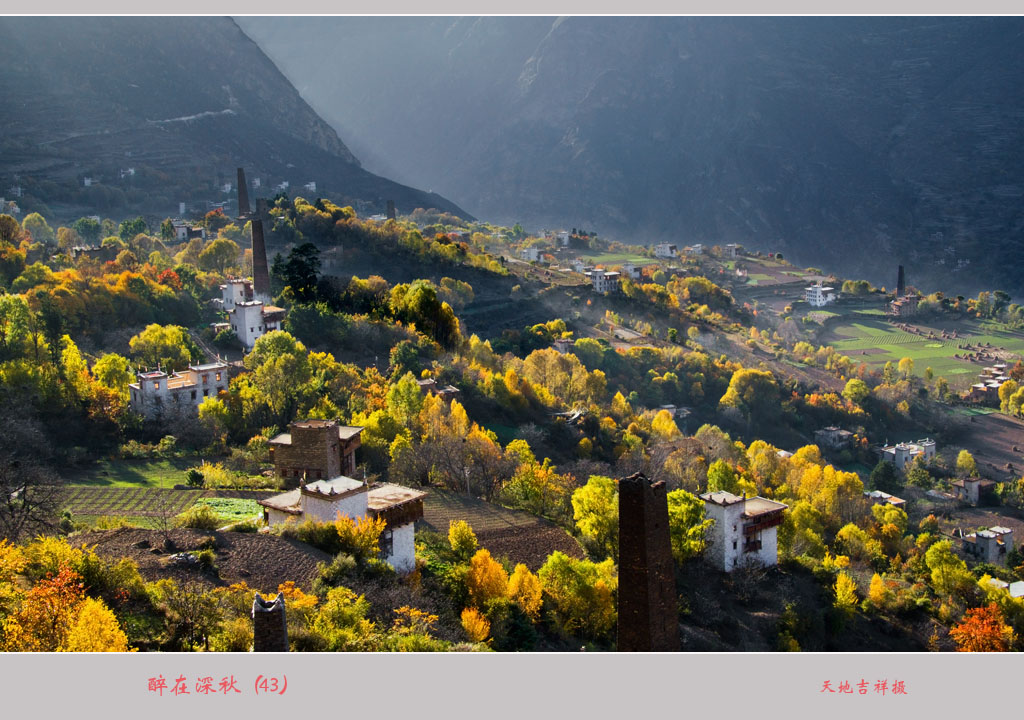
[617,472,680,651]
[252,592,288,652]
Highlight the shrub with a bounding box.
[448,520,478,559]
[196,548,217,570]
[461,607,490,643]
[173,504,221,530]
[185,468,204,487]
[335,514,386,561]
[278,519,342,555]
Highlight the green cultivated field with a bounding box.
[824,314,1024,381]
[578,251,650,266]
[192,497,262,523]
[65,458,197,488]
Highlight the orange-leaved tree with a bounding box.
[950,603,1015,652]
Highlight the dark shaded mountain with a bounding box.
[239,17,1024,295]
[0,17,466,221]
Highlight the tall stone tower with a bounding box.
[387,199,396,221]
[237,167,250,218]
[617,472,680,651]
[250,198,272,304]
[897,264,906,297]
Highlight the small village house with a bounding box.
[585,268,620,293]
[129,362,229,420]
[960,526,1014,566]
[863,489,907,509]
[653,243,678,259]
[951,476,998,506]
[700,491,788,572]
[804,281,837,307]
[814,426,854,451]
[879,438,936,471]
[258,477,426,574]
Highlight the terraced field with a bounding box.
[823,315,1024,382]
[60,487,275,527]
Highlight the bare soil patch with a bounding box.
[72,527,331,591]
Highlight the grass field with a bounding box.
[192,497,262,523]
[823,315,1024,381]
[65,458,196,488]
[578,251,650,266]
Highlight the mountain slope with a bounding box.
[240,16,1024,294]
[0,17,466,219]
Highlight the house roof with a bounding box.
[257,488,302,514]
[302,476,366,497]
[743,497,788,517]
[366,483,427,512]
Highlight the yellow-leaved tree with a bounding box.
[466,549,508,608]
[507,564,543,620]
[63,597,131,652]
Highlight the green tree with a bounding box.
[925,539,974,598]
[537,552,617,642]
[71,217,101,244]
[277,242,321,303]
[666,489,713,563]
[448,520,478,559]
[869,460,901,494]
[117,216,147,242]
[128,324,197,371]
[92,354,133,398]
[22,213,54,245]
[197,237,240,274]
[571,475,618,559]
[956,449,978,478]
[706,459,740,494]
[1,214,24,245]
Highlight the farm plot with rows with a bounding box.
[419,488,584,570]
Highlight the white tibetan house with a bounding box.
[258,476,426,573]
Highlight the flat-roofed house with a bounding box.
[952,476,998,506]
[129,362,229,420]
[700,491,788,572]
[961,526,1014,566]
[258,477,426,573]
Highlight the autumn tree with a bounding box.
[448,520,478,559]
[719,368,779,423]
[63,597,130,651]
[465,548,508,608]
[507,563,542,620]
[950,603,1014,652]
[956,450,978,478]
[461,607,490,643]
[537,552,617,641]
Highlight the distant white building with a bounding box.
[520,247,541,262]
[880,438,936,471]
[556,230,570,246]
[654,243,678,259]
[621,262,643,280]
[685,244,704,256]
[258,477,426,574]
[304,181,317,193]
[961,526,1014,566]
[227,301,286,350]
[586,268,620,293]
[724,243,742,258]
[129,362,229,420]
[700,491,788,572]
[804,281,837,307]
[172,220,206,243]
